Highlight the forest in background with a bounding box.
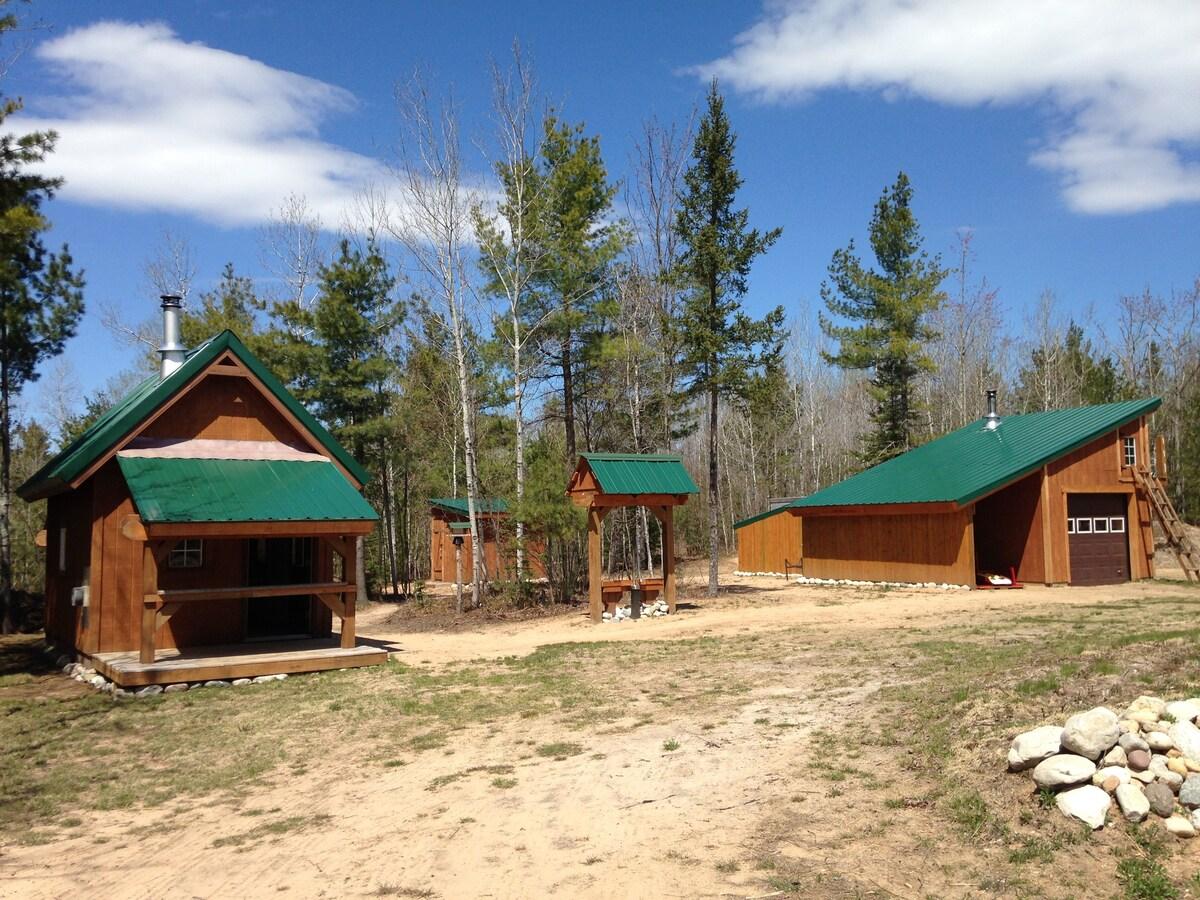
[6,47,1200,608]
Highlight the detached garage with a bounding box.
[736,397,1164,587]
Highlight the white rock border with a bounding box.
[732,571,970,590]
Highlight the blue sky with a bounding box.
[8,1,1200,411]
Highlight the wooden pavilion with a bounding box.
[19,300,386,687]
[566,453,699,622]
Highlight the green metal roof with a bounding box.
[18,330,371,500]
[117,456,378,523]
[734,505,796,530]
[789,397,1160,512]
[582,453,700,495]
[429,497,508,515]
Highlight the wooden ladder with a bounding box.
[1132,467,1200,582]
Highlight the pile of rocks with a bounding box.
[601,599,670,622]
[1009,696,1200,836]
[732,570,969,590]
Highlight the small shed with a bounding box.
[566,453,699,622]
[18,307,385,687]
[735,398,1162,587]
[734,505,803,576]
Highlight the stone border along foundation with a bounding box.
[601,598,670,622]
[35,640,290,699]
[732,571,970,590]
[1008,697,1200,836]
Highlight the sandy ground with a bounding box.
[3,570,1199,899]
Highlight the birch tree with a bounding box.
[387,76,486,609]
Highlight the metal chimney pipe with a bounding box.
[984,389,1001,430]
[159,294,186,378]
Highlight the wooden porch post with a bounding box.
[588,507,604,623]
[341,537,357,649]
[139,541,159,664]
[662,505,676,614]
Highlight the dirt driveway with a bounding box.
[3,573,1199,899]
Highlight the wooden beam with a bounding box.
[341,537,357,648]
[144,520,375,539]
[141,540,159,667]
[155,581,357,604]
[340,592,356,649]
[586,493,688,508]
[1039,467,1055,585]
[316,593,347,619]
[588,508,603,623]
[1060,484,1135,495]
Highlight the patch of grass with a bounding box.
[490,777,517,789]
[211,814,332,849]
[715,859,740,874]
[534,741,584,759]
[1014,675,1060,697]
[662,739,680,752]
[1036,787,1057,809]
[1116,857,1178,899]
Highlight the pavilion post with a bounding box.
[138,541,158,664]
[341,536,357,648]
[588,507,604,622]
[662,505,676,614]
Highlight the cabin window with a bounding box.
[169,539,204,569]
[58,526,67,573]
[1123,436,1137,467]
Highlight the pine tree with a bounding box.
[181,263,264,350]
[820,172,946,463]
[0,9,86,631]
[674,79,783,597]
[532,114,625,465]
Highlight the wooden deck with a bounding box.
[90,639,388,687]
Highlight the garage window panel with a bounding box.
[1067,518,1075,534]
[1075,518,1092,534]
[1093,518,1109,533]
[1110,517,1125,533]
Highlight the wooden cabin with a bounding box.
[428,497,545,582]
[19,304,386,687]
[735,397,1164,587]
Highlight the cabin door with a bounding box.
[245,538,314,640]
[1067,494,1130,586]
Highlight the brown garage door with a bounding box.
[1067,494,1129,586]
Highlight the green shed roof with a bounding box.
[789,397,1160,512]
[117,456,377,523]
[733,504,797,530]
[582,453,699,495]
[429,497,508,515]
[18,330,371,500]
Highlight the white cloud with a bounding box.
[14,21,386,227]
[700,0,1200,214]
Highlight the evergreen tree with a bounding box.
[181,263,264,350]
[820,172,947,464]
[531,114,625,465]
[0,8,86,631]
[674,80,783,597]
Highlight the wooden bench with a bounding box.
[599,577,665,615]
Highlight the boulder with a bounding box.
[1169,758,1191,777]
[1166,700,1200,723]
[135,685,163,697]
[1185,758,1200,774]
[1120,732,1150,752]
[1145,731,1174,752]
[1128,709,1161,727]
[1056,785,1110,829]
[232,678,251,687]
[1103,745,1128,767]
[203,680,231,688]
[163,683,189,694]
[1008,726,1064,771]
[1116,783,1150,823]
[1145,782,1176,817]
[1179,775,1200,809]
[1119,719,1141,735]
[1062,708,1120,760]
[1128,749,1151,771]
[1169,721,1200,762]
[1128,696,1167,718]
[1132,769,1156,784]
[1165,815,1197,838]
[1032,754,1097,789]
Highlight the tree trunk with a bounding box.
[513,340,526,580]
[707,378,719,597]
[562,335,576,465]
[0,356,11,635]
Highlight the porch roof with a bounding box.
[117,456,378,524]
